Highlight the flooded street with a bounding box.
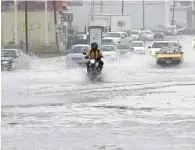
[2,36,195,150]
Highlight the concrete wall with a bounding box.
[1,11,56,44]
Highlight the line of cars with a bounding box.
[66,39,184,68]
[101,29,163,46]
[129,30,164,41]
[66,30,170,67]
[66,41,146,67]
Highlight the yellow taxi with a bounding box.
[154,47,184,66]
[192,38,195,49]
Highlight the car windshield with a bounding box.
[152,42,169,48]
[116,44,129,49]
[131,31,139,35]
[159,47,181,54]
[102,39,115,45]
[70,46,88,53]
[100,46,115,52]
[105,33,121,37]
[144,31,151,34]
[1,50,16,57]
[132,42,143,47]
[156,32,163,34]
[75,34,85,39]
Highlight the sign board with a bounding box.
[61,13,73,22]
[117,21,125,27]
[111,15,131,31]
[89,15,110,26]
[89,26,103,46]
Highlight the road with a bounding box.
[2,36,195,150]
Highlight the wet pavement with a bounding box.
[1,36,195,150]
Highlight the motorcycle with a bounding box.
[83,52,102,81]
[88,58,102,81]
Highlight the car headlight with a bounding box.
[2,61,8,64]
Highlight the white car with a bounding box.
[104,32,131,43]
[148,41,169,56]
[131,41,145,54]
[164,25,177,35]
[66,44,90,67]
[100,45,119,60]
[1,49,30,71]
[102,37,121,45]
[131,30,141,40]
[142,30,154,41]
[116,43,133,55]
[193,38,195,49]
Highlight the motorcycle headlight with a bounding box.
[90,59,95,64]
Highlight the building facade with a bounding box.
[1,1,67,45]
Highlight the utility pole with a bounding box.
[100,0,103,14]
[25,1,29,53]
[171,0,176,25]
[45,0,48,43]
[122,0,124,15]
[53,1,59,52]
[14,0,18,45]
[192,0,195,29]
[142,0,145,30]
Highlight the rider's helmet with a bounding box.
[91,42,98,50]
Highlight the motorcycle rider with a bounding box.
[85,42,104,73]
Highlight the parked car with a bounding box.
[1,49,30,71]
[66,44,90,67]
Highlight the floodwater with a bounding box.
[2,36,195,150]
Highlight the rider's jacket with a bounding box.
[86,49,103,59]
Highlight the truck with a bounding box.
[88,14,131,32]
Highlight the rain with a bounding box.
[1,1,195,150]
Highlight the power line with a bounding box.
[25,1,29,53]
